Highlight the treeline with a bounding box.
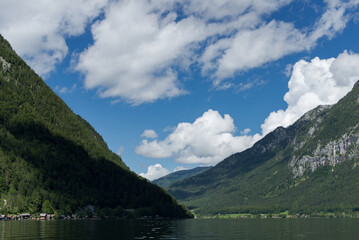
[169,81,359,216]
[181,157,359,216]
[0,34,192,219]
[0,124,190,218]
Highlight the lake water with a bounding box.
[1,218,359,239]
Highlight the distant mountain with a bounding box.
[169,81,359,215]
[153,167,212,189]
[0,34,192,218]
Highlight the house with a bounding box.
[20,213,30,220]
[40,213,47,220]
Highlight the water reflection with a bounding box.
[163,219,359,239]
[0,218,359,239]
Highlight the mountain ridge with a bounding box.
[153,167,212,189]
[0,34,192,218]
[169,81,359,215]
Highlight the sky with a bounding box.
[1,0,359,181]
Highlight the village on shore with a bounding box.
[0,209,172,221]
[0,213,118,221]
[2,210,358,221]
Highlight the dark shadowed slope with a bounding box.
[0,34,192,218]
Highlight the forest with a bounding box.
[0,34,192,218]
[169,81,359,215]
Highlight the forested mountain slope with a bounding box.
[169,81,359,215]
[153,167,212,189]
[0,34,191,218]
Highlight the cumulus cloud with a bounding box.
[261,50,359,135]
[2,0,357,103]
[330,50,359,86]
[137,50,359,165]
[136,109,261,165]
[76,0,294,103]
[141,129,158,139]
[0,0,108,76]
[204,0,359,84]
[139,164,170,181]
[75,0,358,102]
[76,0,212,105]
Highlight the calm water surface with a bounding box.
[1,218,359,239]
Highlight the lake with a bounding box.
[1,218,359,239]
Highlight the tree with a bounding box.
[42,200,54,214]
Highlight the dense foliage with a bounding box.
[0,34,192,218]
[169,82,359,215]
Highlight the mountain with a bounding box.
[169,81,359,215]
[153,167,212,189]
[0,34,192,218]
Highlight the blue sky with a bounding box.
[1,0,359,180]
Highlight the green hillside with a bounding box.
[153,167,212,189]
[0,34,192,218]
[169,81,359,215]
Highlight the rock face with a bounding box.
[288,88,359,178]
[0,56,11,71]
[290,131,359,177]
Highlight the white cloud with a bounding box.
[330,50,359,86]
[117,146,124,156]
[284,64,293,77]
[309,0,351,42]
[173,166,189,172]
[136,109,261,165]
[240,128,251,135]
[0,0,108,76]
[261,50,359,135]
[233,79,266,93]
[137,50,359,166]
[183,0,291,20]
[55,84,77,94]
[55,86,69,95]
[141,129,158,139]
[75,0,358,102]
[203,0,358,85]
[76,0,212,105]
[139,164,170,181]
[207,20,308,82]
[184,0,292,25]
[2,0,357,104]
[75,0,298,103]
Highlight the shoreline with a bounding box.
[194,212,359,219]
